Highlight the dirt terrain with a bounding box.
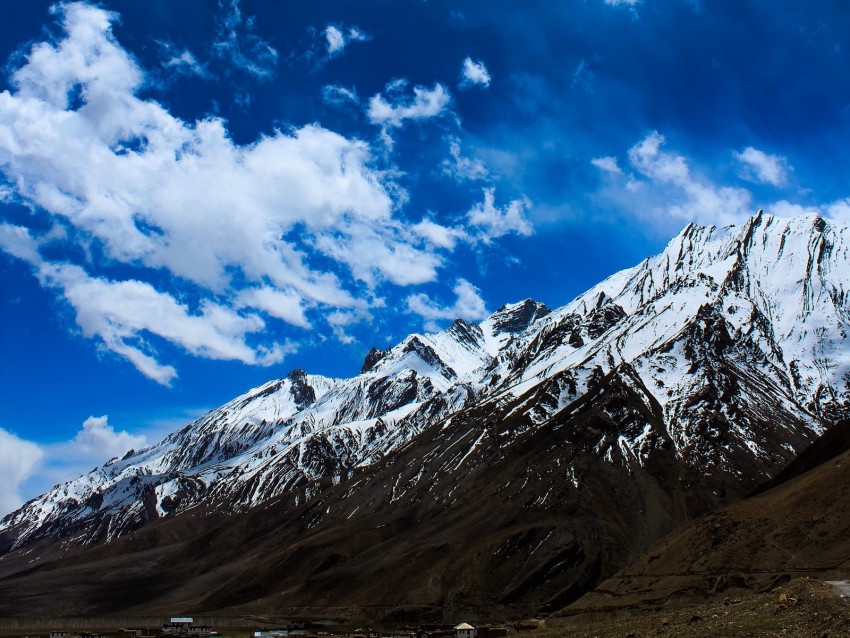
[536,577,850,637]
[556,421,850,625]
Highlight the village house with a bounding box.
[454,624,476,638]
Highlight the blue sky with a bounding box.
[1,0,849,513]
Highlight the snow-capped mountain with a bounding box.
[2,211,848,560]
[0,298,551,551]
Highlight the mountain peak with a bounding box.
[487,298,551,335]
[360,346,388,373]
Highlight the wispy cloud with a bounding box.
[442,136,488,182]
[591,156,623,175]
[325,24,369,57]
[412,218,467,250]
[593,131,849,229]
[467,188,533,243]
[734,146,790,186]
[158,42,210,78]
[213,0,278,79]
[406,278,488,331]
[322,83,359,106]
[626,130,753,225]
[459,57,491,88]
[367,80,452,148]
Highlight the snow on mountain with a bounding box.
[0,298,549,551]
[2,212,848,554]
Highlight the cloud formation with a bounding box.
[467,188,533,242]
[406,278,488,331]
[442,137,488,182]
[214,0,278,79]
[591,156,623,175]
[322,84,359,106]
[0,3,478,384]
[159,44,210,78]
[626,131,753,225]
[460,57,491,88]
[62,415,147,461]
[0,415,156,516]
[734,146,789,186]
[325,24,369,57]
[594,131,849,229]
[367,80,451,128]
[0,428,43,516]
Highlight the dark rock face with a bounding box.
[403,336,458,379]
[360,346,387,373]
[490,299,551,334]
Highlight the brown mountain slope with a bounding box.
[562,420,850,619]
[0,364,783,621]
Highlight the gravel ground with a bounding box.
[530,578,850,638]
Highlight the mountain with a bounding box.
[0,298,552,553]
[562,418,850,619]
[0,212,848,617]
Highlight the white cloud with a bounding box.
[322,84,359,106]
[43,264,289,384]
[628,131,690,183]
[162,48,209,78]
[597,131,850,230]
[770,198,850,224]
[591,156,623,175]
[626,131,753,225]
[367,80,451,128]
[63,415,147,460]
[0,4,482,382]
[467,188,533,243]
[237,287,311,329]
[325,24,369,57]
[213,0,278,79]
[406,278,488,330]
[734,146,789,186]
[825,199,850,223]
[312,220,444,287]
[604,0,639,5]
[0,428,43,516]
[460,57,491,88]
[442,136,488,181]
[412,219,467,250]
[325,307,374,345]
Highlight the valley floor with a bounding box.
[538,578,850,637]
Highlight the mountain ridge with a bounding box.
[0,212,848,617]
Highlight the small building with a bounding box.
[163,618,203,635]
[455,624,476,638]
[49,632,69,638]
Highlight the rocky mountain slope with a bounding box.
[0,212,848,617]
[562,419,850,619]
[0,298,552,552]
